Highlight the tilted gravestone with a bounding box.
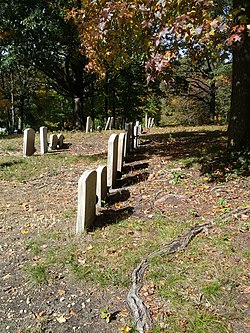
[147,117,152,128]
[76,170,97,234]
[57,134,64,149]
[39,126,48,155]
[107,133,119,188]
[96,165,107,208]
[104,117,111,131]
[23,128,36,156]
[49,134,58,150]
[117,133,126,173]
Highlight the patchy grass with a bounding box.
[0,154,106,182]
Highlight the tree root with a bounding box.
[127,222,213,333]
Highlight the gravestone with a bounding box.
[96,165,107,207]
[123,132,128,159]
[145,113,148,129]
[39,126,48,155]
[130,122,134,152]
[57,134,64,149]
[76,170,97,234]
[86,116,93,133]
[133,125,139,149]
[49,134,58,150]
[107,133,119,188]
[147,117,152,128]
[117,133,126,173]
[23,128,36,156]
[104,117,111,130]
[125,122,133,154]
[109,117,114,130]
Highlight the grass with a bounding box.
[0,154,106,181]
[144,215,246,333]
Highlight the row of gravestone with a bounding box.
[144,114,155,129]
[76,122,141,234]
[23,127,64,156]
[86,116,150,133]
[85,116,114,133]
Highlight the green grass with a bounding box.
[0,154,106,181]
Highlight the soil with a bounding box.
[0,127,249,333]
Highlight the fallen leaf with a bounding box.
[56,315,67,323]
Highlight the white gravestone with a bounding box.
[147,117,152,128]
[107,133,119,188]
[104,117,111,131]
[49,134,58,150]
[117,133,126,173]
[145,113,148,129]
[23,128,36,156]
[96,165,107,208]
[40,126,48,155]
[76,170,97,234]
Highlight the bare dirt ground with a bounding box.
[0,126,249,333]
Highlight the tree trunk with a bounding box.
[209,81,216,124]
[227,0,250,152]
[73,96,85,130]
[10,73,15,133]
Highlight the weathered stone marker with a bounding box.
[39,126,48,155]
[109,117,114,130]
[117,133,126,173]
[96,165,107,207]
[86,116,93,133]
[49,134,58,150]
[23,128,36,156]
[57,134,64,149]
[130,122,134,151]
[125,123,132,155]
[134,125,139,149]
[76,170,97,234]
[107,133,119,188]
[123,132,128,159]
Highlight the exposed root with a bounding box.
[127,222,213,332]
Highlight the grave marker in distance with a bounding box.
[23,128,36,156]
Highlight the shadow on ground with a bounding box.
[93,206,134,230]
[140,128,250,181]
